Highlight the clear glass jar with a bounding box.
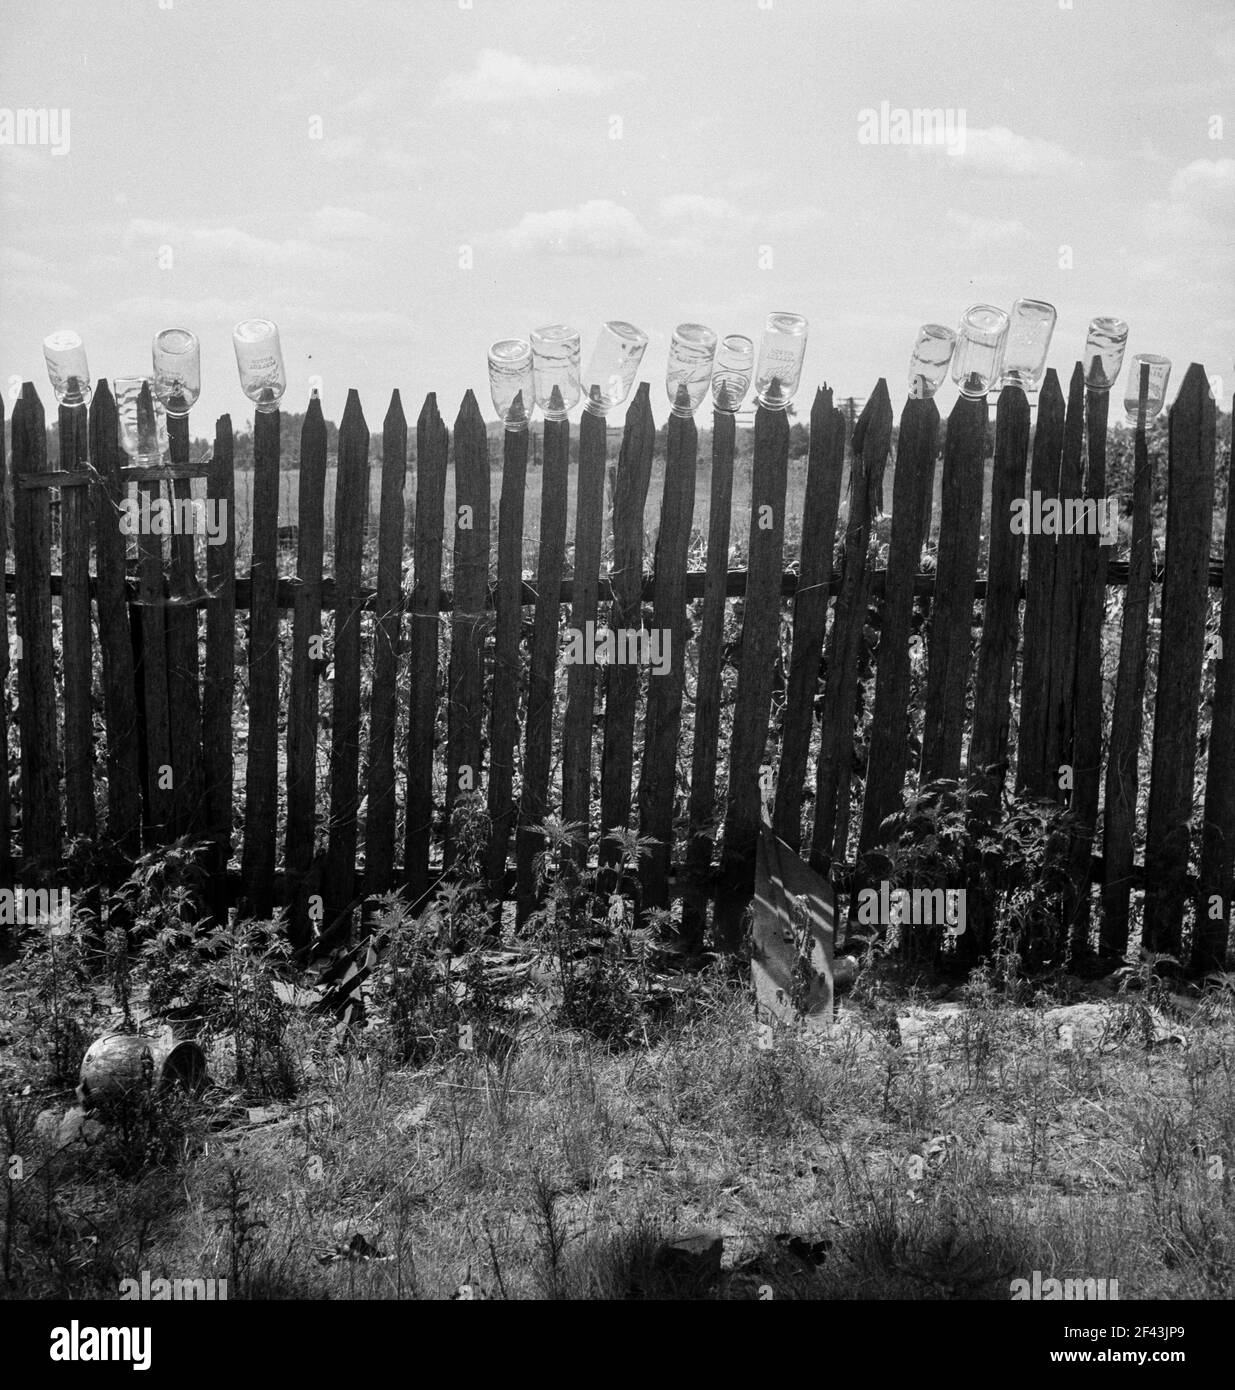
[1000,298,1056,395]
[488,338,535,430]
[1123,352,1171,424]
[1083,316,1129,392]
[114,376,169,463]
[42,329,91,408]
[582,320,648,416]
[951,305,1010,399]
[530,325,581,419]
[153,328,201,417]
[711,334,755,412]
[907,324,957,400]
[666,323,718,417]
[753,312,808,410]
[233,318,286,414]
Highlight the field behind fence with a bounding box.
[1,362,1231,974]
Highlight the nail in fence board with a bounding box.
[285,399,327,945]
[240,408,281,915]
[681,409,737,945]
[11,385,61,870]
[1196,389,1235,972]
[599,385,655,870]
[561,408,609,860]
[638,408,698,910]
[486,425,529,901]
[858,394,939,853]
[919,393,987,785]
[714,404,790,949]
[59,404,96,842]
[1101,365,1157,959]
[516,415,571,923]
[404,395,449,905]
[812,381,892,873]
[364,390,408,899]
[1015,370,1065,797]
[776,388,846,853]
[1144,364,1215,957]
[445,391,491,869]
[324,391,371,926]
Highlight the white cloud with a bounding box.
[437,49,639,104]
[1168,157,1235,220]
[944,208,1029,247]
[309,206,391,239]
[657,194,829,238]
[493,199,652,257]
[122,219,352,272]
[950,125,1083,178]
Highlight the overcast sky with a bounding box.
[2,0,1232,433]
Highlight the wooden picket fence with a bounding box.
[1,362,1230,972]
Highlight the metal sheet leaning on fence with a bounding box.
[751,806,835,1029]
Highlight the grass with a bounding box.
[3,927,1233,1301]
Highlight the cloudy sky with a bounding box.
[2,0,1232,431]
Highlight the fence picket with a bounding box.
[364,390,407,899]
[859,394,940,852]
[0,395,9,883]
[638,407,698,911]
[919,394,987,785]
[164,413,205,837]
[681,409,737,946]
[1102,368,1157,959]
[1015,370,1065,796]
[486,425,529,902]
[285,399,327,946]
[561,409,608,860]
[240,409,281,915]
[445,391,491,869]
[599,385,655,872]
[405,394,448,906]
[1196,389,1235,972]
[714,403,790,948]
[324,391,371,930]
[203,414,236,908]
[516,416,571,923]
[812,381,892,873]
[58,405,95,842]
[11,385,61,871]
[1144,363,1215,957]
[775,388,846,852]
[1044,365,1086,800]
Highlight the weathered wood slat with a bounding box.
[164,412,205,837]
[324,391,371,929]
[1044,364,1087,799]
[239,409,281,916]
[918,394,987,784]
[1101,364,1157,959]
[284,400,328,946]
[969,385,1031,791]
[1015,370,1066,796]
[202,415,236,893]
[1196,388,1235,972]
[11,385,61,870]
[363,390,407,898]
[486,425,529,901]
[444,391,491,869]
[681,409,736,946]
[561,408,609,860]
[58,405,96,842]
[858,394,939,851]
[775,388,847,851]
[404,395,449,905]
[1067,385,1114,955]
[638,408,699,911]
[0,394,9,882]
[811,381,893,872]
[1144,363,1216,957]
[714,404,791,948]
[599,385,656,869]
[516,416,572,923]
